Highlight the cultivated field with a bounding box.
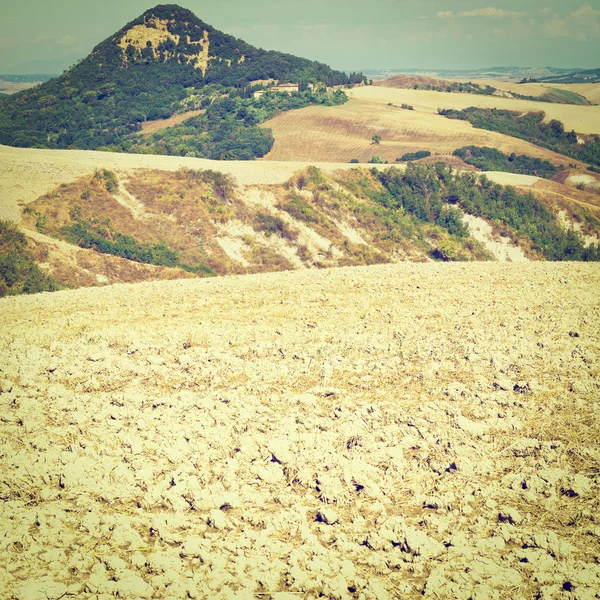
[346,87,600,135]
[1,262,599,599]
[260,99,584,164]
[461,80,600,106]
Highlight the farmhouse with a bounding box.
[254,82,314,98]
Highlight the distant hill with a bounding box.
[0,4,363,159]
[365,66,584,81]
[533,68,600,84]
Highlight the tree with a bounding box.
[372,134,382,145]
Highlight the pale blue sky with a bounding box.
[1,0,599,73]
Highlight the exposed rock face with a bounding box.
[1,262,599,598]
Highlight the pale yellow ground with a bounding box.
[346,87,600,135]
[1,263,599,598]
[463,80,600,106]
[261,98,581,165]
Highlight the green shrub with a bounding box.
[453,146,558,179]
[0,220,62,296]
[398,150,431,162]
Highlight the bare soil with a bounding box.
[140,110,206,136]
[1,262,599,599]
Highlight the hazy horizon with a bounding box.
[1,0,599,74]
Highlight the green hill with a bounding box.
[0,4,363,158]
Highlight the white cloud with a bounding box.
[437,7,526,19]
[543,3,600,40]
[460,8,527,18]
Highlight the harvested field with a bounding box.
[260,99,581,165]
[1,262,599,599]
[140,110,206,135]
[346,87,600,135]
[0,145,368,223]
[0,80,44,95]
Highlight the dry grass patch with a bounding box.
[140,109,206,135]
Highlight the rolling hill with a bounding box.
[535,68,600,84]
[0,4,362,158]
[2,143,600,295]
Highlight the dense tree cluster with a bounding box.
[453,146,559,179]
[130,86,347,159]
[0,4,363,158]
[364,163,599,261]
[439,108,600,168]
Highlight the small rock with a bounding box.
[494,375,514,392]
[561,474,592,498]
[207,509,227,530]
[498,507,523,525]
[0,379,14,393]
[317,508,339,525]
[88,353,103,362]
[114,573,153,598]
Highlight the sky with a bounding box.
[1,0,599,73]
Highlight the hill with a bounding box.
[2,142,600,295]
[375,76,590,106]
[535,68,600,84]
[346,87,600,135]
[1,261,599,598]
[0,4,362,158]
[259,97,585,165]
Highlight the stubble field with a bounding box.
[1,262,599,599]
[260,99,577,165]
[346,87,600,135]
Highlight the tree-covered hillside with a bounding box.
[0,4,363,157]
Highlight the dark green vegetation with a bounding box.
[536,88,590,106]
[136,85,347,159]
[346,163,599,261]
[439,107,600,168]
[0,220,61,297]
[532,68,600,85]
[397,150,431,162]
[61,206,213,275]
[414,80,497,96]
[0,4,362,158]
[453,146,559,179]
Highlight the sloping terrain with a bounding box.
[260,99,579,165]
[1,262,599,599]
[0,4,361,157]
[3,144,600,294]
[346,87,600,135]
